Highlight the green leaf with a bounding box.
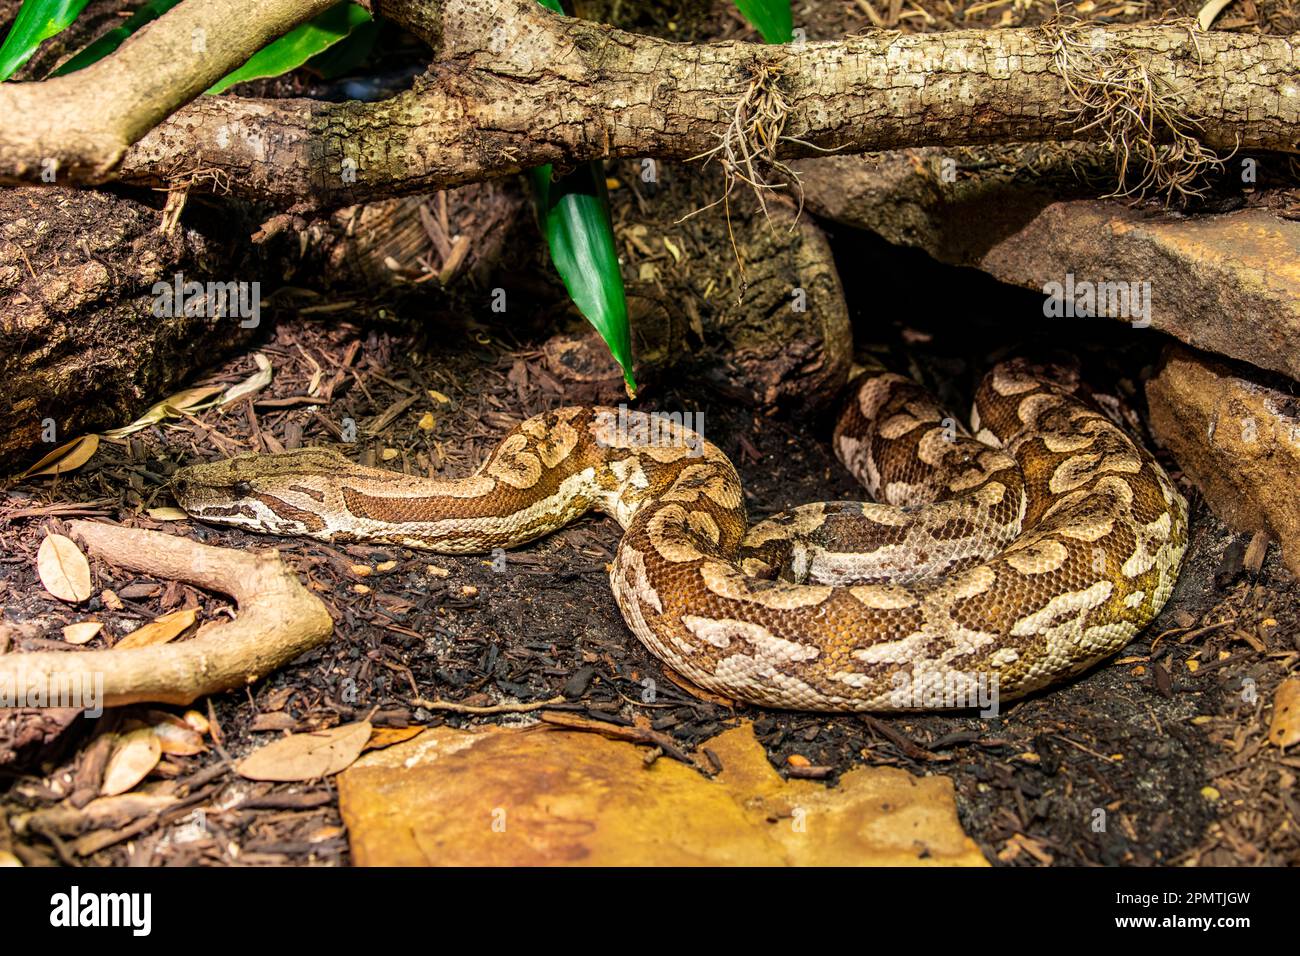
[526,0,633,393]
[530,162,635,395]
[304,16,379,80]
[732,0,793,44]
[51,0,181,76]
[0,0,90,81]
[205,2,371,95]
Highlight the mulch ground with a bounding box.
[2,268,1298,865]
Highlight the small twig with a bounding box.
[409,695,565,715]
[859,714,951,762]
[539,711,695,765]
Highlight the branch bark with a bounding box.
[1,0,1296,208]
[0,0,336,182]
[0,521,333,707]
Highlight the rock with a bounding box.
[798,150,1300,383]
[1146,344,1300,578]
[338,721,987,866]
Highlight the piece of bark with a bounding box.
[0,185,262,468]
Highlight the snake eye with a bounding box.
[232,480,253,497]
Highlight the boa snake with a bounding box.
[173,360,1188,711]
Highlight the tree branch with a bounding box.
[0,521,333,707]
[2,0,1297,208]
[0,0,337,182]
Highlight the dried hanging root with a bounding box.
[1044,18,1228,203]
[683,59,805,285]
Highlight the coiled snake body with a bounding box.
[174,361,1188,711]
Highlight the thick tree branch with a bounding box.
[3,0,1298,207]
[0,0,336,181]
[1,522,333,707]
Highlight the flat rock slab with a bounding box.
[799,152,1300,382]
[338,721,987,866]
[1147,344,1300,578]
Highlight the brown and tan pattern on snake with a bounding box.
[173,360,1188,711]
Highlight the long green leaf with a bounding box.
[530,162,635,394]
[206,2,371,95]
[51,0,180,76]
[0,0,90,81]
[528,0,634,393]
[733,0,793,44]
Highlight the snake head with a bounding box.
[172,448,351,533]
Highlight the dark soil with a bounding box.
[3,227,1298,866]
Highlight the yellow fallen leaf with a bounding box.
[236,721,372,782]
[418,412,435,430]
[183,710,210,736]
[1268,678,1300,748]
[62,621,104,645]
[427,389,450,405]
[375,561,397,573]
[0,851,20,866]
[115,607,197,650]
[103,386,224,438]
[364,726,425,751]
[37,533,92,603]
[18,434,99,479]
[219,353,273,407]
[338,722,987,867]
[146,507,189,521]
[101,729,162,796]
[145,711,206,756]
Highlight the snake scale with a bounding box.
[173,360,1188,711]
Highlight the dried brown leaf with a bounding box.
[236,721,372,782]
[1269,678,1300,748]
[115,608,197,650]
[37,533,92,603]
[62,621,104,645]
[145,711,207,756]
[18,434,100,479]
[101,729,163,796]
